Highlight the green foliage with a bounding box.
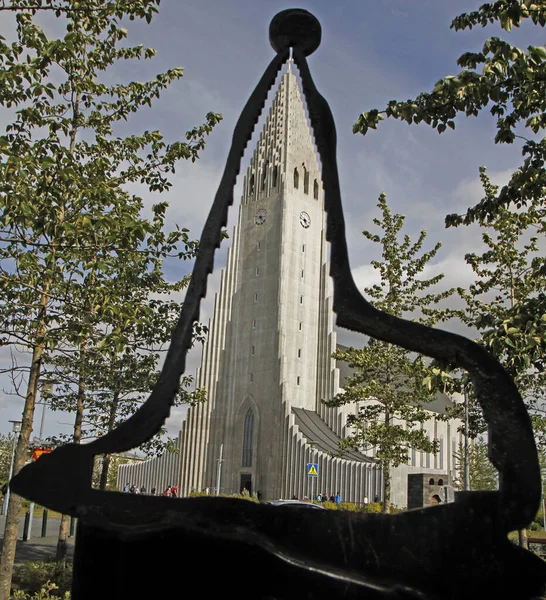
[425,168,546,445]
[360,502,382,514]
[0,1,218,591]
[13,562,72,598]
[353,1,546,225]
[529,505,544,531]
[352,1,546,455]
[0,0,218,464]
[0,434,16,482]
[453,439,498,491]
[12,582,70,600]
[457,170,546,442]
[91,454,133,490]
[327,194,454,512]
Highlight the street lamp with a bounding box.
[308,441,318,502]
[1,420,22,515]
[215,443,224,497]
[463,385,470,491]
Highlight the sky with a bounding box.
[0,0,544,444]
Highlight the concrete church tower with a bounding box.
[178,66,379,501]
[117,65,463,506]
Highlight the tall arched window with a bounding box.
[242,408,254,467]
[272,165,278,187]
[293,167,299,189]
[313,179,319,199]
[261,161,268,190]
[249,174,255,195]
[303,166,309,194]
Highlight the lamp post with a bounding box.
[2,420,22,516]
[463,385,470,491]
[308,441,318,502]
[215,443,224,496]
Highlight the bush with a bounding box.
[338,502,357,511]
[13,562,72,598]
[389,505,405,514]
[12,582,70,600]
[361,502,382,513]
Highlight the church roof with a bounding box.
[292,407,376,463]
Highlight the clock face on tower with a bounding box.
[255,209,267,225]
[299,211,311,228]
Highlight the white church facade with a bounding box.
[118,66,463,508]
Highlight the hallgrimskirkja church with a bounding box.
[118,65,463,507]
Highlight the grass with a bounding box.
[19,505,62,518]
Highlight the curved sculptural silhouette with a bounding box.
[11,9,546,600]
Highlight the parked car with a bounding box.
[266,499,325,509]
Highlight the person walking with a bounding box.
[335,491,341,504]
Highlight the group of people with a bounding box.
[122,483,179,497]
[316,492,341,504]
[295,492,341,504]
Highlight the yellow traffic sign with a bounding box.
[307,463,318,476]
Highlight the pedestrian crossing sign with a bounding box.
[307,463,319,477]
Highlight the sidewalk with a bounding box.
[0,515,75,564]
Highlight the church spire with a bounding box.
[242,65,320,204]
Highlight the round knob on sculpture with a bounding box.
[269,9,321,57]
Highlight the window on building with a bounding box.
[426,445,431,469]
[261,163,268,191]
[301,270,304,278]
[313,179,319,200]
[257,241,261,250]
[252,319,257,328]
[302,244,305,252]
[251,345,255,355]
[272,165,278,187]
[297,376,300,385]
[254,293,258,302]
[256,267,260,276]
[299,322,302,331]
[250,373,253,383]
[298,349,301,358]
[300,296,303,304]
[303,166,309,194]
[242,408,254,467]
[249,174,255,195]
[293,167,299,189]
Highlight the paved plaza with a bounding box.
[0,515,75,564]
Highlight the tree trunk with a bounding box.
[56,344,86,567]
[518,528,529,549]
[382,406,392,514]
[99,454,112,491]
[0,341,44,599]
[99,391,120,490]
[383,462,391,514]
[55,515,71,566]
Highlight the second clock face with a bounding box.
[255,209,267,225]
[300,211,311,228]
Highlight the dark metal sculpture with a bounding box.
[11,9,546,599]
